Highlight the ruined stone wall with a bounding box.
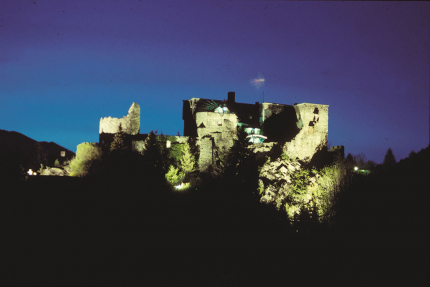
[99,102,140,135]
[195,112,238,171]
[283,103,329,163]
[261,103,288,122]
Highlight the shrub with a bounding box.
[165,165,184,186]
[69,143,102,177]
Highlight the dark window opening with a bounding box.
[313,107,319,114]
[309,121,315,127]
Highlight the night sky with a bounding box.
[1,0,428,163]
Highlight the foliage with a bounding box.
[155,134,170,173]
[165,165,184,186]
[54,159,61,167]
[259,155,353,226]
[187,136,200,169]
[37,163,44,174]
[313,161,352,224]
[141,131,167,180]
[110,127,127,152]
[224,127,251,175]
[69,143,103,177]
[180,142,196,175]
[346,152,377,171]
[165,136,183,166]
[383,147,396,168]
[281,151,290,162]
[28,142,48,170]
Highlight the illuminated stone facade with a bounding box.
[99,102,140,137]
[99,102,148,147]
[183,92,334,170]
[97,91,340,172]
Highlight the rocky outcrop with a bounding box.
[41,167,68,176]
[258,158,321,219]
[99,102,140,135]
[259,159,302,206]
[248,142,276,154]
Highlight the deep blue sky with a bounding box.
[1,0,428,163]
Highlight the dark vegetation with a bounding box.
[0,129,75,171]
[1,138,428,286]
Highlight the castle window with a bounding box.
[60,151,66,157]
[313,107,319,114]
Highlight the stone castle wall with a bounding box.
[96,99,332,173]
[99,102,140,135]
[195,112,238,171]
[283,103,329,163]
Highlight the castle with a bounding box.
[98,92,344,171]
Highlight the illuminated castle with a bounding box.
[182,92,334,170]
[98,92,342,171]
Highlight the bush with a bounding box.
[165,165,184,186]
[69,143,102,177]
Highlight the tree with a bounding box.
[165,165,184,186]
[110,125,127,152]
[69,143,103,176]
[353,153,367,169]
[180,142,196,175]
[345,153,354,164]
[187,136,200,169]
[142,131,166,180]
[383,148,396,168]
[28,142,48,170]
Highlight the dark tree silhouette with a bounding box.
[142,131,167,182]
[383,148,396,168]
[345,153,354,163]
[110,125,127,152]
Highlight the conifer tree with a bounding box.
[180,142,196,175]
[383,148,396,168]
[143,131,166,178]
[110,125,126,152]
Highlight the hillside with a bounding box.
[0,129,75,170]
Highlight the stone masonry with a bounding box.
[195,112,238,171]
[283,103,329,163]
[99,102,140,135]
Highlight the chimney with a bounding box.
[228,91,235,103]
